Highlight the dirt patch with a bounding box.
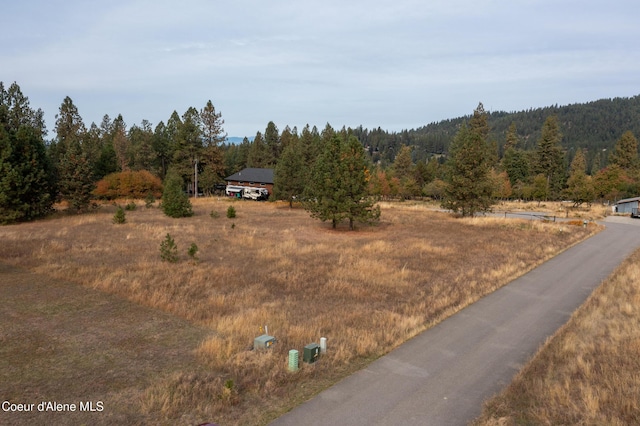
[0,263,213,426]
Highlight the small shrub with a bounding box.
[144,192,155,208]
[188,242,199,262]
[226,206,236,219]
[112,206,126,224]
[125,202,137,211]
[210,210,220,219]
[160,233,178,263]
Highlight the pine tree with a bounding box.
[504,122,519,151]
[392,145,418,199]
[111,114,129,171]
[264,121,279,165]
[53,96,96,210]
[58,143,95,212]
[172,107,202,188]
[565,149,595,206]
[609,131,639,172]
[274,135,306,207]
[304,133,379,230]
[340,135,381,230]
[304,134,344,228]
[441,104,494,216]
[534,116,565,200]
[199,100,226,194]
[246,132,270,168]
[160,233,178,262]
[129,120,155,171]
[0,116,53,223]
[0,82,54,223]
[161,168,193,218]
[112,206,126,224]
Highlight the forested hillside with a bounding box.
[354,95,640,168]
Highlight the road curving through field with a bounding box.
[271,217,640,425]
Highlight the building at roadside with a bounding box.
[224,168,274,197]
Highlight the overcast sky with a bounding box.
[2,0,639,139]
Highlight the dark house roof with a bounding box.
[225,168,274,184]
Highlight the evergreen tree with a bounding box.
[441,104,494,216]
[152,121,171,179]
[502,147,530,187]
[264,121,279,165]
[279,125,296,153]
[340,135,381,229]
[392,145,418,199]
[161,168,193,218]
[53,97,94,209]
[300,124,322,173]
[504,122,519,151]
[199,100,226,194]
[593,165,627,202]
[609,131,639,172]
[531,173,549,205]
[200,100,226,147]
[274,135,306,207]
[304,133,379,230]
[111,114,130,171]
[172,107,203,194]
[246,132,270,168]
[304,134,343,228]
[58,142,94,212]
[129,120,155,171]
[534,116,565,199]
[564,149,595,206]
[0,94,53,223]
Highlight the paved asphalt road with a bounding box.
[271,217,640,426]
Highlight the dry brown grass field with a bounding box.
[0,199,600,425]
[474,245,640,426]
[492,200,610,220]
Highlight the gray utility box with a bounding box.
[254,334,276,350]
[303,343,320,363]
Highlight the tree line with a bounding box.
[2,81,639,225]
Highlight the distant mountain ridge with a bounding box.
[225,136,254,145]
[352,94,640,165]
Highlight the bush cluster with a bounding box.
[93,170,163,200]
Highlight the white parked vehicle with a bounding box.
[225,185,269,201]
[242,187,269,201]
[225,185,244,198]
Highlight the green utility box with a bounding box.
[254,334,276,350]
[303,343,320,363]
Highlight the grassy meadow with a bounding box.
[0,199,600,425]
[474,243,640,425]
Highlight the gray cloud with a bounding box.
[2,0,639,137]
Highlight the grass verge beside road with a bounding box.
[474,246,640,425]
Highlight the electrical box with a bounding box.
[254,334,276,350]
[303,343,320,363]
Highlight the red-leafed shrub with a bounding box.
[93,170,163,200]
